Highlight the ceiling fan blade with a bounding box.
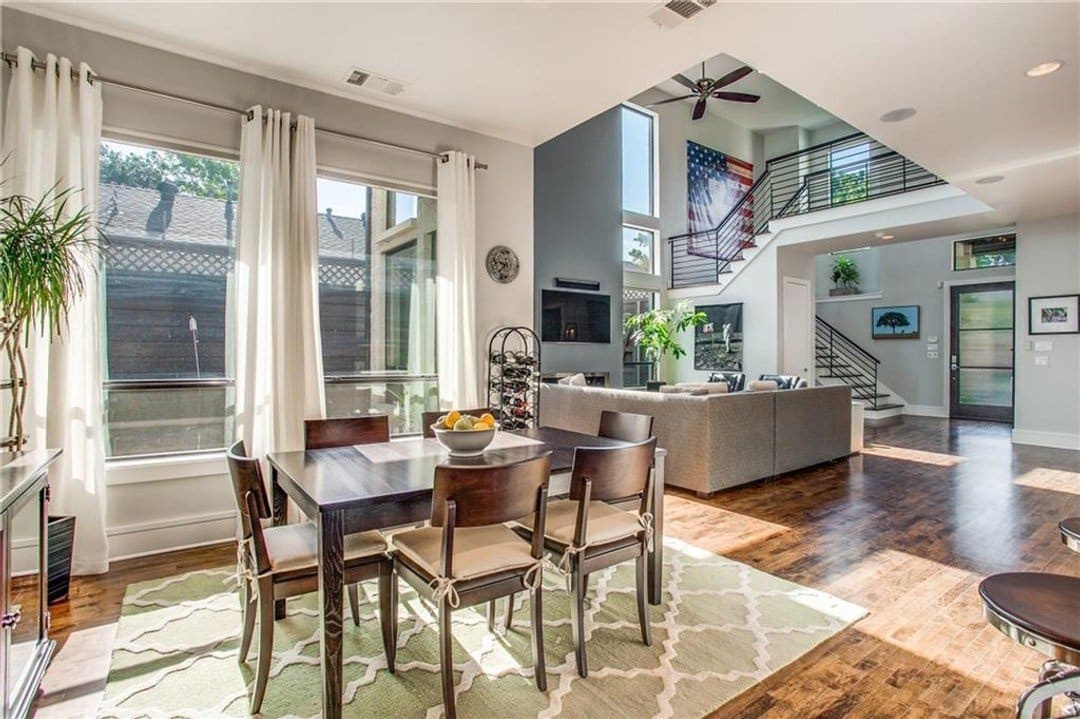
[648,94,696,107]
[672,74,699,91]
[692,96,708,120]
[709,65,753,91]
[712,91,761,103]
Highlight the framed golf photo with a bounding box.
[871,305,921,339]
[1029,294,1080,335]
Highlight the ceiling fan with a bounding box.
[650,63,761,120]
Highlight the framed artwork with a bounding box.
[1029,294,1080,335]
[872,305,920,339]
[687,141,753,235]
[694,303,743,370]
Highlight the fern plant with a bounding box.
[0,184,95,450]
[830,255,860,290]
[624,301,707,382]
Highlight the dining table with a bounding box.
[266,425,667,719]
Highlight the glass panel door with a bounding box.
[950,282,1014,422]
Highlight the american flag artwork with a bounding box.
[687,141,753,235]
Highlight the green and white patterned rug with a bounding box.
[99,538,865,718]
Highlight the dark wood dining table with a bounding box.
[266,426,667,719]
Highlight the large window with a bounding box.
[953,234,1016,271]
[621,106,655,216]
[99,140,238,457]
[318,177,437,435]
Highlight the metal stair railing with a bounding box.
[815,315,884,410]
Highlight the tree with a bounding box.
[831,169,868,206]
[624,301,707,381]
[875,311,910,334]
[100,144,239,200]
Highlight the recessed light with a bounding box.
[976,175,1005,185]
[880,234,894,240]
[879,107,916,123]
[1026,60,1063,78]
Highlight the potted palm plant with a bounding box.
[624,301,707,390]
[1,183,95,603]
[829,255,861,296]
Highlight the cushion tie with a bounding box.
[639,512,655,552]
[427,576,461,608]
[235,537,265,602]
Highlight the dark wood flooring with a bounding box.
[39,417,1080,717]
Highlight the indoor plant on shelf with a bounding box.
[624,301,707,391]
[829,255,861,296]
[1,183,95,604]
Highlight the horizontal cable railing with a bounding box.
[814,315,883,409]
[669,132,945,289]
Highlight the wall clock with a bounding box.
[485,245,520,283]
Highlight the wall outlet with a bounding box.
[1034,355,1049,366]
[927,351,939,359]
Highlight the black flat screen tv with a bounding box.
[540,289,611,343]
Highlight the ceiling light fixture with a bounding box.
[1026,60,1064,78]
[879,107,916,123]
[880,234,894,240]
[976,175,1005,185]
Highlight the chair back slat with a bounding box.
[226,440,272,573]
[422,408,492,438]
[304,416,390,449]
[431,453,551,528]
[597,410,654,442]
[569,437,657,503]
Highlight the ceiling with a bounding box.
[14,2,1079,222]
[645,54,837,132]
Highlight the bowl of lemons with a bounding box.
[430,411,499,457]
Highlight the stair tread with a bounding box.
[866,403,905,411]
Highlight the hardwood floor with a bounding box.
[36,417,1080,717]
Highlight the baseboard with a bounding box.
[106,510,237,562]
[1011,429,1080,451]
[903,404,948,418]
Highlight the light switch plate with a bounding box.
[927,336,938,343]
[927,343,939,351]
[1035,355,1049,366]
[1034,341,1053,352]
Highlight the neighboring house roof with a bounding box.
[98,183,368,260]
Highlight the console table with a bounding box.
[0,449,60,719]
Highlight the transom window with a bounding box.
[953,234,1016,271]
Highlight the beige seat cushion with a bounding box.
[391,524,536,580]
[264,524,387,574]
[519,498,643,548]
[747,380,779,392]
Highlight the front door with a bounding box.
[949,282,1014,422]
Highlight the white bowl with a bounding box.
[431,424,498,457]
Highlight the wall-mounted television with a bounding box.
[540,289,611,343]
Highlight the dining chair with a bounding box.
[226,441,395,714]
[597,409,654,442]
[513,437,657,678]
[303,416,391,624]
[389,453,552,719]
[421,408,492,437]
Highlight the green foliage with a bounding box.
[830,170,868,206]
[100,143,239,200]
[875,311,910,332]
[623,302,707,370]
[830,255,860,289]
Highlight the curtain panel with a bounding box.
[1,47,109,574]
[234,108,325,459]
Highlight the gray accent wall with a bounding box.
[533,107,623,384]
[815,234,1015,410]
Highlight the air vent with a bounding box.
[342,67,407,96]
[648,0,716,28]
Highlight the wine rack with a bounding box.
[487,326,541,431]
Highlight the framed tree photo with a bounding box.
[872,305,920,339]
[1029,294,1080,335]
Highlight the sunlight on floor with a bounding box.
[861,443,967,467]
[36,622,118,718]
[1013,467,1080,495]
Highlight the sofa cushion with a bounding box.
[747,380,779,392]
[675,382,728,395]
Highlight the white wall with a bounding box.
[1013,213,1080,449]
[3,8,535,561]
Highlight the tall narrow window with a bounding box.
[99,140,238,457]
[621,106,654,216]
[622,289,656,387]
[319,177,437,434]
[622,226,656,274]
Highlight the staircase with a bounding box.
[815,315,903,414]
[669,132,944,290]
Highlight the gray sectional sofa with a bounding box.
[539,383,852,496]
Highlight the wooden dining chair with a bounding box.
[421,408,492,438]
[303,416,391,624]
[390,453,551,719]
[226,441,395,714]
[597,410,654,442]
[512,437,657,678]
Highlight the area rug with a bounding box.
[98,538,865,718]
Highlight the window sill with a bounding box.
[106,450,227,486]
[816,292,883,304]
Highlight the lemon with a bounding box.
[474,419,494,431]
[479,413,496,426]
[435,414,448,429]
[445,410,461,429]
[453,417,475,431]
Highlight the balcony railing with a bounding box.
[668,132,945,289]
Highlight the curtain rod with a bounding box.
[1,51,488,170]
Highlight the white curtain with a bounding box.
[2,47,108,574]
[234,108,325,458]
[436,151,480,408]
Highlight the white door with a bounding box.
[782,276,814,379]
